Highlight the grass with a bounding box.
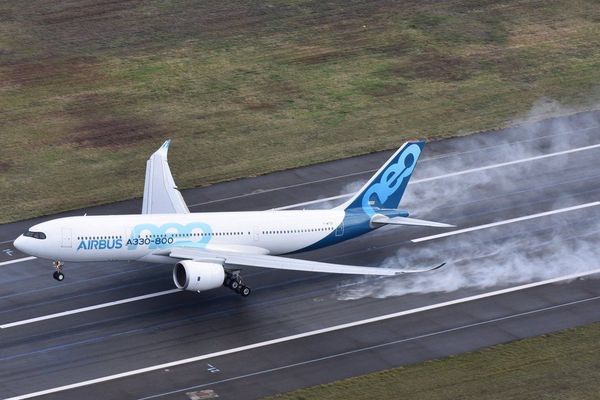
[266,322,600,400]
[1,0,599,222]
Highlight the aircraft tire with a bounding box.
[53,271,65,281]
[240,286,251,297]
[230,280,240,290]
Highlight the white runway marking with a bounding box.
[0,256,36,266]
[1,201,596,329]
[139,294,600,400]
[0,289,180,329]
[412,201,600,243]
[187,128,599,210]
[274,142,600,210]
[6,267,600,400]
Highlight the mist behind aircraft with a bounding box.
[336,99,600,300]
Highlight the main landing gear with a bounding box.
[223,270,251,297]
[52,260,65,281]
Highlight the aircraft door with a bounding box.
[253,226,260,241]
[61,228,72,248]
[335,222,344,237]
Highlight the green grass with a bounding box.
[1,0,599,222]
[266,322,600,400]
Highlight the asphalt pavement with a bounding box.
[1,110,599,400]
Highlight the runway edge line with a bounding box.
[5,267,600,400]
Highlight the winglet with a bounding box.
[141,140,190,214]
[393,262,446,275]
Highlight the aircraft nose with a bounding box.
[13,235,23,251]
[13,235,26,253]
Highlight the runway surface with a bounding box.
[1,111,599,399]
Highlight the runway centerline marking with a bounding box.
[138,294,600,399]
[0,256,36,267]
[412,201,600,243]
[2,201,597,329]
[274,142,600,210]
[6,267,600,400]
[0,289,180,329]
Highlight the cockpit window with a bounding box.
[23,230,46,240]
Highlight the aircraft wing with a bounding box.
[167,246,444,276]
[142,140,190,214]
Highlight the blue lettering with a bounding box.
[77,240,87,251]
[126,222,213,250]
[76,238,124,251]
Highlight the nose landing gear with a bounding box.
[224,270,251,297]
[53,260,65,281]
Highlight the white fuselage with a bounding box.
[16,210,347,263]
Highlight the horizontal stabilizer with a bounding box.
[142,140,190,214]
[371,215,455,228]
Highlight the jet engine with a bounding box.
[173,260,225,292]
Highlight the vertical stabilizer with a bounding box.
[339,141,424,216]
[142,140,190,214]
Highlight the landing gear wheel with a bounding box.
[53,271,65,281]
[52,260,65,282]
[239,286,251,297]
[224,270,251,297]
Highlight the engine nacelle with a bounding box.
[173,261,225,292]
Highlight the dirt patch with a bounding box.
[390,53,474,81]
[38,0,141,25]
[362,82,408,97]
[231,80,301,111]
[194,110,232,120]
[3,56,101,87]
[62,93,164,148]
[275,45,354,65]
[71,117,164,148]
[243,101,279,111]
[0,161,12,172]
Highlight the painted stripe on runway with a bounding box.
[273,142,600,210]
[139,294,600,399]
[6,267,600,400]
[0,256,36,266]
[411,201,600,243]
[1,202,597,329]
[187,128,599,210]
[0,289,180,329]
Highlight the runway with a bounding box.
[1,111,599,399]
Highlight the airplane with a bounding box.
[14,140,454,297]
